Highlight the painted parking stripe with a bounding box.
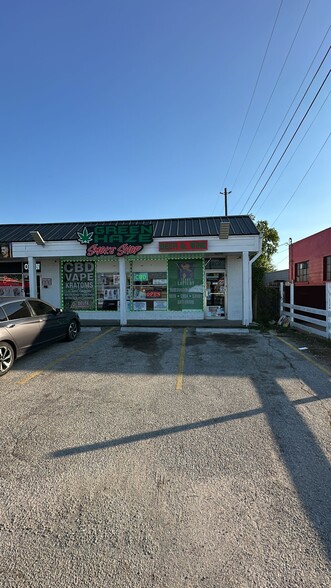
[275,334,331,378]
[18,327,117,385]
[176,328,187,390]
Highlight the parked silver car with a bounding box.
[0,297,80,376]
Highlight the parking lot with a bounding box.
[1,327,331,587]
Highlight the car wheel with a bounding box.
[0,342,14,376]
[66,319,79,341]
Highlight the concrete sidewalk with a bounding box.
[80,318,245,329]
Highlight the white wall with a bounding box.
[227,255,242,320]
[39,259,61,307]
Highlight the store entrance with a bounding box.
[205,272,226,318]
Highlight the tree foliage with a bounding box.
[254,219,280,273]
[252,220,280,323]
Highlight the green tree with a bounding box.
[252,219,280,323]
[255,219,280,272]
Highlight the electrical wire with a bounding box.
[219,0,284,191]
[233,26,331,210]
[240,69,330,213]
[272,132,330,225]
[254,89,330,215]
[230,0,312,192]
[275,254,289,265]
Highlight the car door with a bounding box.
[1,300,43,354]
[27,299,66,343]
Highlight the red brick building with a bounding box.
[289,227,331,285]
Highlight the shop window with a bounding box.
[97,272,120,311]
[295,261,308,282]
[168,259,204,311]
[62,261,96,311]
[132,272,167,311]
[0,274,24,297]
[324,256,331,281]
[205,258,226,270]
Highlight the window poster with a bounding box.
[168,259,203,311]
[62,261,96,310]
[133,301,147,311]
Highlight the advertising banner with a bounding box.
[168,259,203,311]
[62,261,95,310]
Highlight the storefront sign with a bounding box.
[159,240,208,252]
[133,272,148,282]
[23,262,41,272]
[77,225,153,257]
[62,261,95,310]
[168,259,203,311]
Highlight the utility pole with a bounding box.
[220,188,232,216]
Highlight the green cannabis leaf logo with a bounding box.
[77,227,94,244]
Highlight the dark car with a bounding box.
[0,297,80,376]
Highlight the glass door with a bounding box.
[205,272,226,318]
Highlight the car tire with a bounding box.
[66,319,79,341]
[0,342,15,376]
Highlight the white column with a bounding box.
[119,257,127,326]
[28,257,37,298]
[242,251,250,326]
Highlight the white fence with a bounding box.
[280,282,331,340]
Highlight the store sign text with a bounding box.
[86,244,143,257]
[159,240,208,252]
[77,225,153,257]
[62,262,95,310]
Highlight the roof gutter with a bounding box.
[250,233,263,266]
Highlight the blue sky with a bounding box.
[0,0,330,269]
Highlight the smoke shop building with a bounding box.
[0,216,261,325]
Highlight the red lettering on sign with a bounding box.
[86,243,143,257]
[146,291,161,298]
[86,244,116,256]
[116,244,143,256]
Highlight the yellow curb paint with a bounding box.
[176,328,187,390]
[275,335,331,378]
[18,327,117,385]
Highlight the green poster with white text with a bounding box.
[168,259,203,311]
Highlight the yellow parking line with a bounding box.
[275,335,331,377]
[18,327,117,385]
[176,328,187,390]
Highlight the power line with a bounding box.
[255,90,330,215]
[230,0,312,191]
[272,132,330,225]
[240,69,330,213]
[275,254,290,265]
[219,0,284,190]
[233,25,331,210]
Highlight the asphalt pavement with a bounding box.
[0,327,330,587]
